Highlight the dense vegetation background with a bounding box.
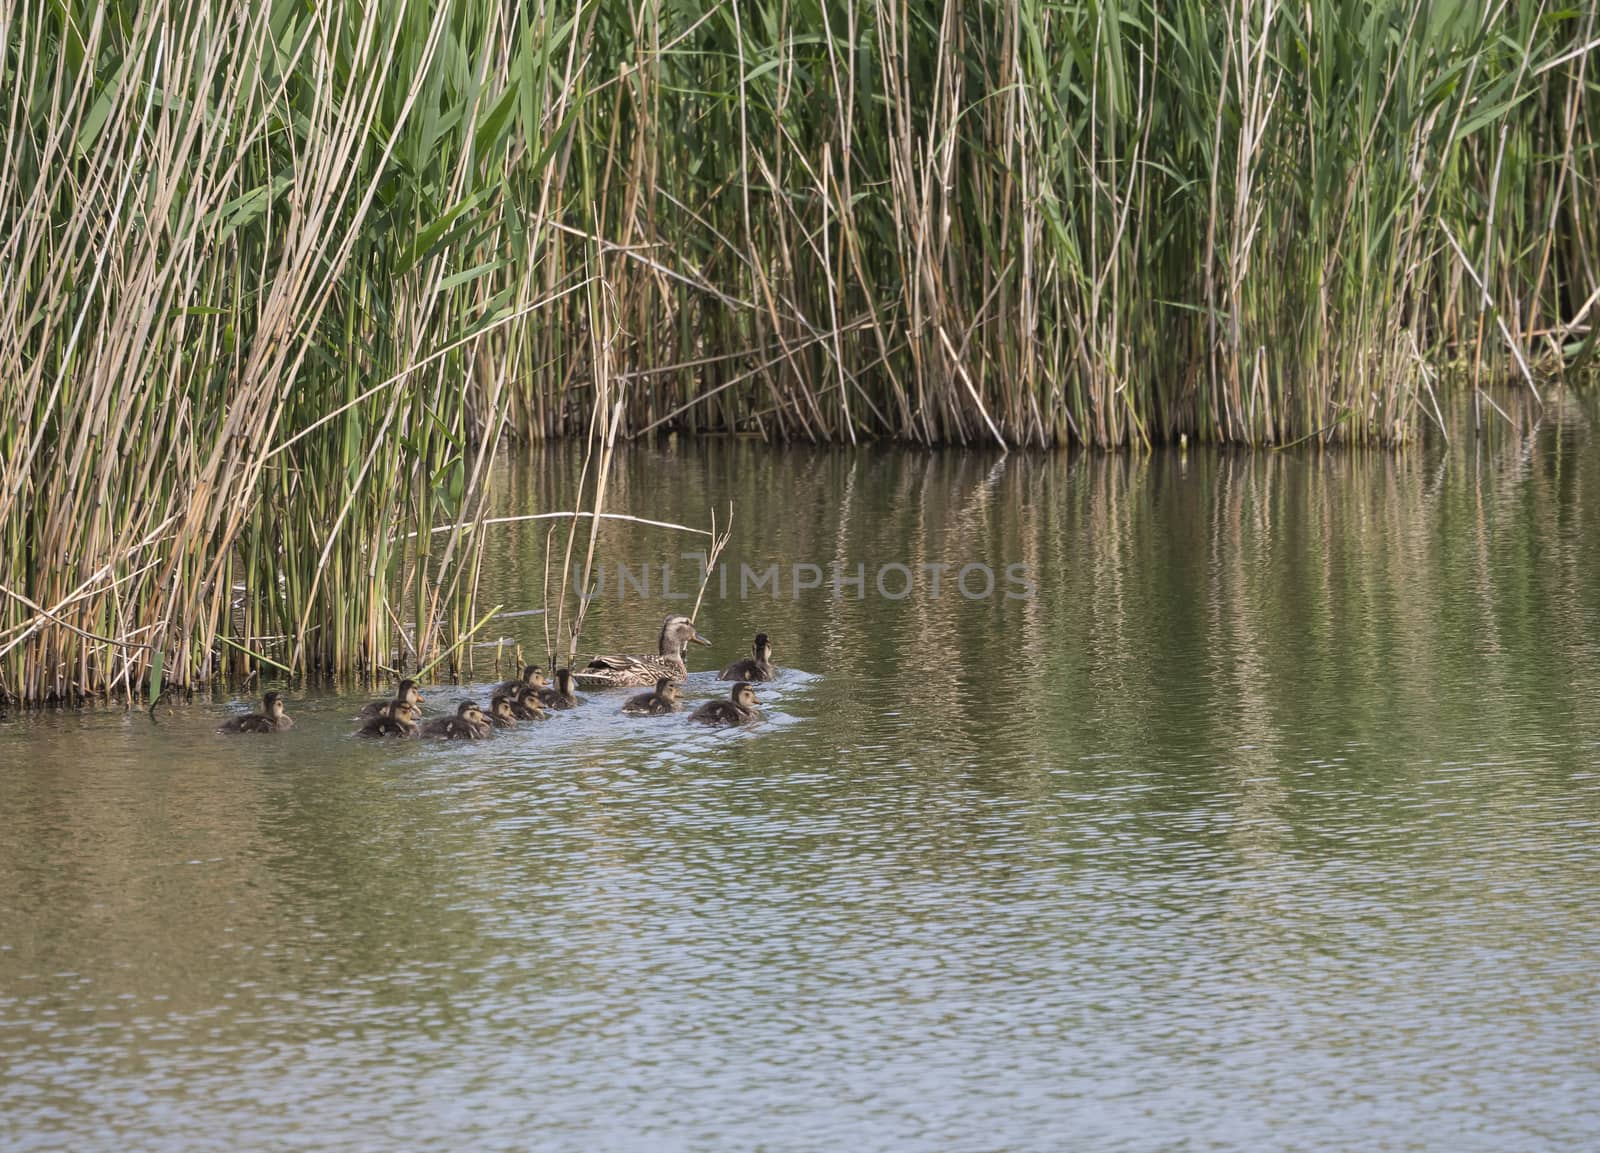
[1,0,1595,700]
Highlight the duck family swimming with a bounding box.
[219,617,783,737]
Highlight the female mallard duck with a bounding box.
[572,614,711,688]
[487,694,519,729]
[420,700,491,739]
[719,632,777,682]
[510,685,547,720]
[623,677,682,715]
[688,682,761,726]
[357,699,419,738]
[536,667,582,710]
[359,678,423,720]
[491,664,547,700]
[219,691,294,733]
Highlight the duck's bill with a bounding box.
[690,631,713,646]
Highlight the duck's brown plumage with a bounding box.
[488,694,519,728]
[491,664,547,701]
[536,668,582,710]
[719,633,777,682]
[509,685,547,720]
[573,615,711,688]
[359,678,423,719]
[688,682,761,726]
[357,699,419,738]
[219,691,294,733]
[623,677,682,715]
[420,700,491,739]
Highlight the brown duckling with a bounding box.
[359,678,423,720]
[623,677,682,715]
[487,694,519,729]
[688,682,761,726]
[491,664,548,701]
[573,615,712,688]
[219,691,294,733]
[535,667,582,710]
[510,685,547,721]
[357,699,420,738]
[419,700,491,739]
[719,632,777,682]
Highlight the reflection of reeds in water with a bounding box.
[4,3,1596,703]
[527,406,1598,781]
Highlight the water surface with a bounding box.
[4,401,1600,1151]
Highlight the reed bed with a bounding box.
[1,0,1595,702]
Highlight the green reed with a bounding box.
[1,0,1594,702]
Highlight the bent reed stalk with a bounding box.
[2,0,1596,703]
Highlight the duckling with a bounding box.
[359,678,423,720]
[419,700,491,739]
[490,664,548,701]
[623,677,682,715]
[535,667,582,710]
[509,685,547,720]
[573,615,712,688]
[487,694,519,729]
[357,699,420,738]
[688,682,761,726]
[719,632,777,682]
[218,691,294,733]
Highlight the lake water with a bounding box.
[4,398,1600,1151]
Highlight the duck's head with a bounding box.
[555,667,575,695]
[521,664,548,688]
[660,614,711,655]
[730,681,760,709]
[753,632,772,662]
[516,685,545,713]
[456,700,486,725]
[653,676,680,704]
[383,697,413,721]
[396,678,424,707]
[490,694,516,723]
[264,691,286,717]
